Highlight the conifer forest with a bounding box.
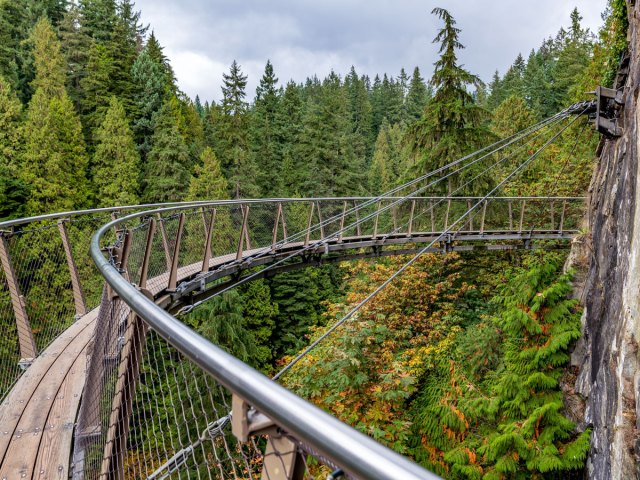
[0,0,629,478]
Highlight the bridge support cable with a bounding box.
[273,108,585,381]
[178,115,567,315]
[207,112,568,265]
[176,112,572,315]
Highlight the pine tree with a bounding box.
[218,60,259,198]
[59,5,92,110]
[78,0,117,44]
[92,96,139,206]
[239,279,278,369]
[187,147,228,201]
[21,17,89,214]
[0,75,29,219]
[277,81,305,196]
[368,121,393,194]
[406,8,490,194]
[141,100,190,202]
[405,66,430,121]
[132,43,168,160]
[81,42,114,144]
[252,60,281,196]
[345,66,373,160]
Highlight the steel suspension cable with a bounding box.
[272,111,583,381]
[178,112,570,315]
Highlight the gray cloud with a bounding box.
[133,0,606,103]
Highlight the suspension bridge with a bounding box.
[0,104,595,479]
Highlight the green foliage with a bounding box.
[141,100,190,202]
[92,95,139,206]
[187,146,228,201]
[406,8,490,194]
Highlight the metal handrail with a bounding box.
[90,203,442,480]
[0,196,584,230]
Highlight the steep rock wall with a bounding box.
[575,2,640,478]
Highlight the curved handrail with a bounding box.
[91,209,441,480]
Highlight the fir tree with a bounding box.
[405,66,430,121]
[92,96,139,206]
[368,121,393,194]
[345,66,373,161]
[80,42,114,145]
[252,60,281,196]
[406,8,490,194]
[21,17,89,214]
[187,146,228,201]
[277,81,305,196]
[141,100,190,202]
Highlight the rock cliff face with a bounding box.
[574,2,640,478]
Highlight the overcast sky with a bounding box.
[132,0,607,103]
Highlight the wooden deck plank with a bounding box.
[0,321,93,478]
[0,311,96,476]
[33,351,87,479]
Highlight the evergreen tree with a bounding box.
[59,5,91,110]
[240,279,278,369]
[296,72,359,196]
[406,8,490,194]
[80,42,114,144]
[21,17,89,214]
[252,60,281,196]
[78,0,117,44]
[187,146,228,201]
[277,81,305,196]
[132,43,168,159]
[368,121,393,194]
[92,96,139,206]
[219,60,259,198]
[0,75,29,219]
[141,100,190,202]
[491,95,535,138]
[345,66,373,160]
[405,66,430,121]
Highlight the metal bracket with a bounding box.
[231,395,305,480]
[593,86,624,137]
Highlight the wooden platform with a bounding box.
[0,310,97,479]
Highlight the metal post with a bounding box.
[140,218,157,288]
[508,201,513,230]
[304,203,315,247]
[550,201,556,230]
[272,203,287,250]
[430,200,435,233]
[167,213,185,291]
[0,232,37,361]
[338,201,347,242]
[354,201,362,236]
[201,209,216,273]
[559,199,567,233]
[373,201,381,239]
[392,206,398,231]
[316,202,325,240]
[157,214,172,270]
[444,200,451,229]
[408,200,416,236]
[480,201,487,234]
[58,219,87,317]
[236,206,250,261]
[519,200,526,233]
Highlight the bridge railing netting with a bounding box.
[0,197,583,479]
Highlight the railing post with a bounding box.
[201,209,216,273]
[550,201,556,230]
[559,199,567,234]
[157,213,172,270]
[480,201,487,234]
[140,218,157,287]
[0,232,37,362]
[338,201,347,243]
[354,200,362,236]
[408,200,416,236]
[373,201,381,239]
[508,200,513,230]
[519,200,526,233]
[304,202,315,247]
[430,200,435,232]
[316,202,324,240]
[272,203,287,250]
[444,199,451,229]
[167,213,185,291]
[58,219,87,317]
[467,199,473,231]
[236,205,251,261]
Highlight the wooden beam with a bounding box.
[202,209,216,273]
[167,213,185,291]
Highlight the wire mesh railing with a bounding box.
[78,196,583,480]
